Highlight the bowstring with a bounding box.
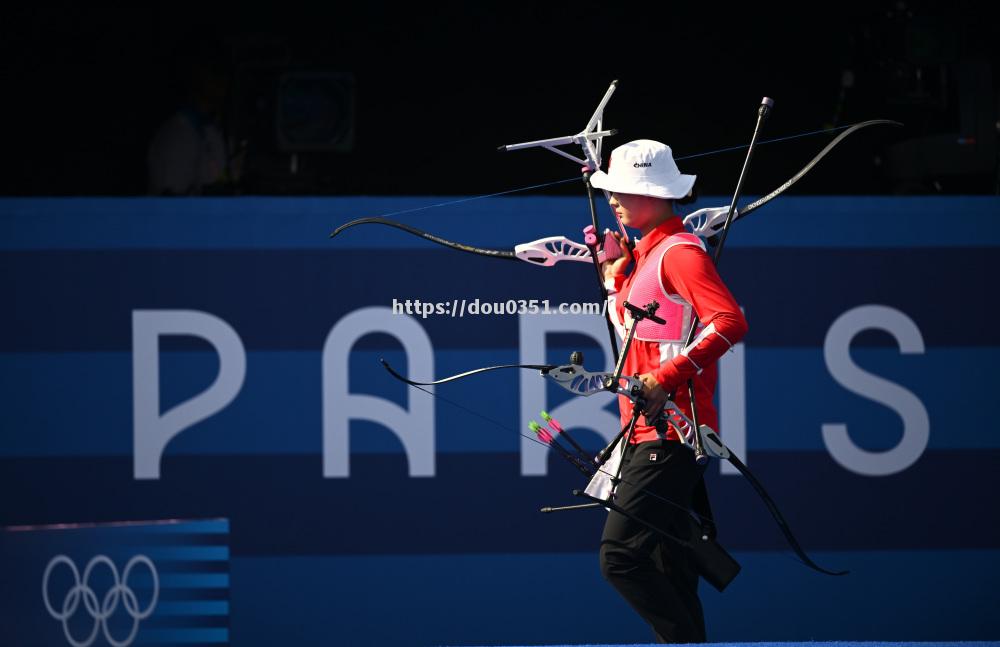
[359,123,862,220]
[673,122,859,161]
[371,177,581,219]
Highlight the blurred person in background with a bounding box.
[148,40,241,195]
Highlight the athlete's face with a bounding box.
[609,192,661,230]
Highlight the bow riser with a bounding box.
[514,237,602,267]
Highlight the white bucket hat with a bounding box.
[590,139,696,199]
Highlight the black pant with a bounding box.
[599,439,707,643]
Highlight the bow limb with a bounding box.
[725,452,848,576]
[380,359,554,386]
[686,120,903,238]
[331,217,519,260]
[382,358,636,399]
[682,427,847,576]
[332,217,608,267]
[738,119,902,219]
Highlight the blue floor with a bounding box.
[469,643,1000,647]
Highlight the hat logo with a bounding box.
[633,162,652,168]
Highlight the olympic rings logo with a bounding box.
[42,554,159,647]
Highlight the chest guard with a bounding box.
[625,233,706,343]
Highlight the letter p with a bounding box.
[132,310,246,479]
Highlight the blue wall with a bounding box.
[2,196,999,645]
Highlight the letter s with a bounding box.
[822,305,929,476]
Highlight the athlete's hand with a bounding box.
[637,372,668,420]
[601,232,632,280]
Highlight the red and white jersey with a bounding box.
[607,217,748,443]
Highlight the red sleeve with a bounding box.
[651,244,748,390]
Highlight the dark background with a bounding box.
[1,1,997,197]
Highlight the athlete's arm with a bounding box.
[651,244,748,391]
